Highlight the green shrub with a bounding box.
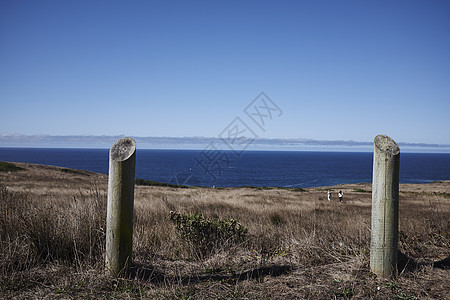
[135,178,189,189]
[169,211,247,258]
[269,213,284,226]
[0,162,25,172]
[291,187,307,192]
[60,168,88,176]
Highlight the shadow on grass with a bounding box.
[129,251,448,284]
[129,263,292,284]
[398,251,450,273]
[433,255,450,269]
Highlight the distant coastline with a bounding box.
[1,134,450,153]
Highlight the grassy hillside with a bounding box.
[0,162,448,299]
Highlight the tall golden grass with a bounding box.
[0,163,449,299]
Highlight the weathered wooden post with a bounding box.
[105,137,136,276]
[370,134,400,277]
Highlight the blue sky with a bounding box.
[1,0,449,149]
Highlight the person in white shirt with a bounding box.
[327,191,331,201]
[338,190,343,202]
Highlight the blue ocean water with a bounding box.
[0,148,449,188]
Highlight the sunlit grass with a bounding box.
[0,163,448,299]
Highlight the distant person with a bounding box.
[327,191,331,201]
[338,190,343,202]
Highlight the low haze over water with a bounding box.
[0,148,449,188]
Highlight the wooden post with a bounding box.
[105,137,136,276]
[370,134,400,277]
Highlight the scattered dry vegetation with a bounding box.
[0,162,449,299]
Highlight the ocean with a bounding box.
[0,148,449,188]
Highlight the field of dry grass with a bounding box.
[0,161,449,299]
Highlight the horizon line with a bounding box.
[1,134,449,153]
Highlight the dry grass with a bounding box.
[0,162,449,299]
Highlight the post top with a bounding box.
[374,134,400,155]
[110,137,136,161]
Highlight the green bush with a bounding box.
[269,213,284,226]
[169,211,247,258]
[135,178,189,189]
[0,162,25,172]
